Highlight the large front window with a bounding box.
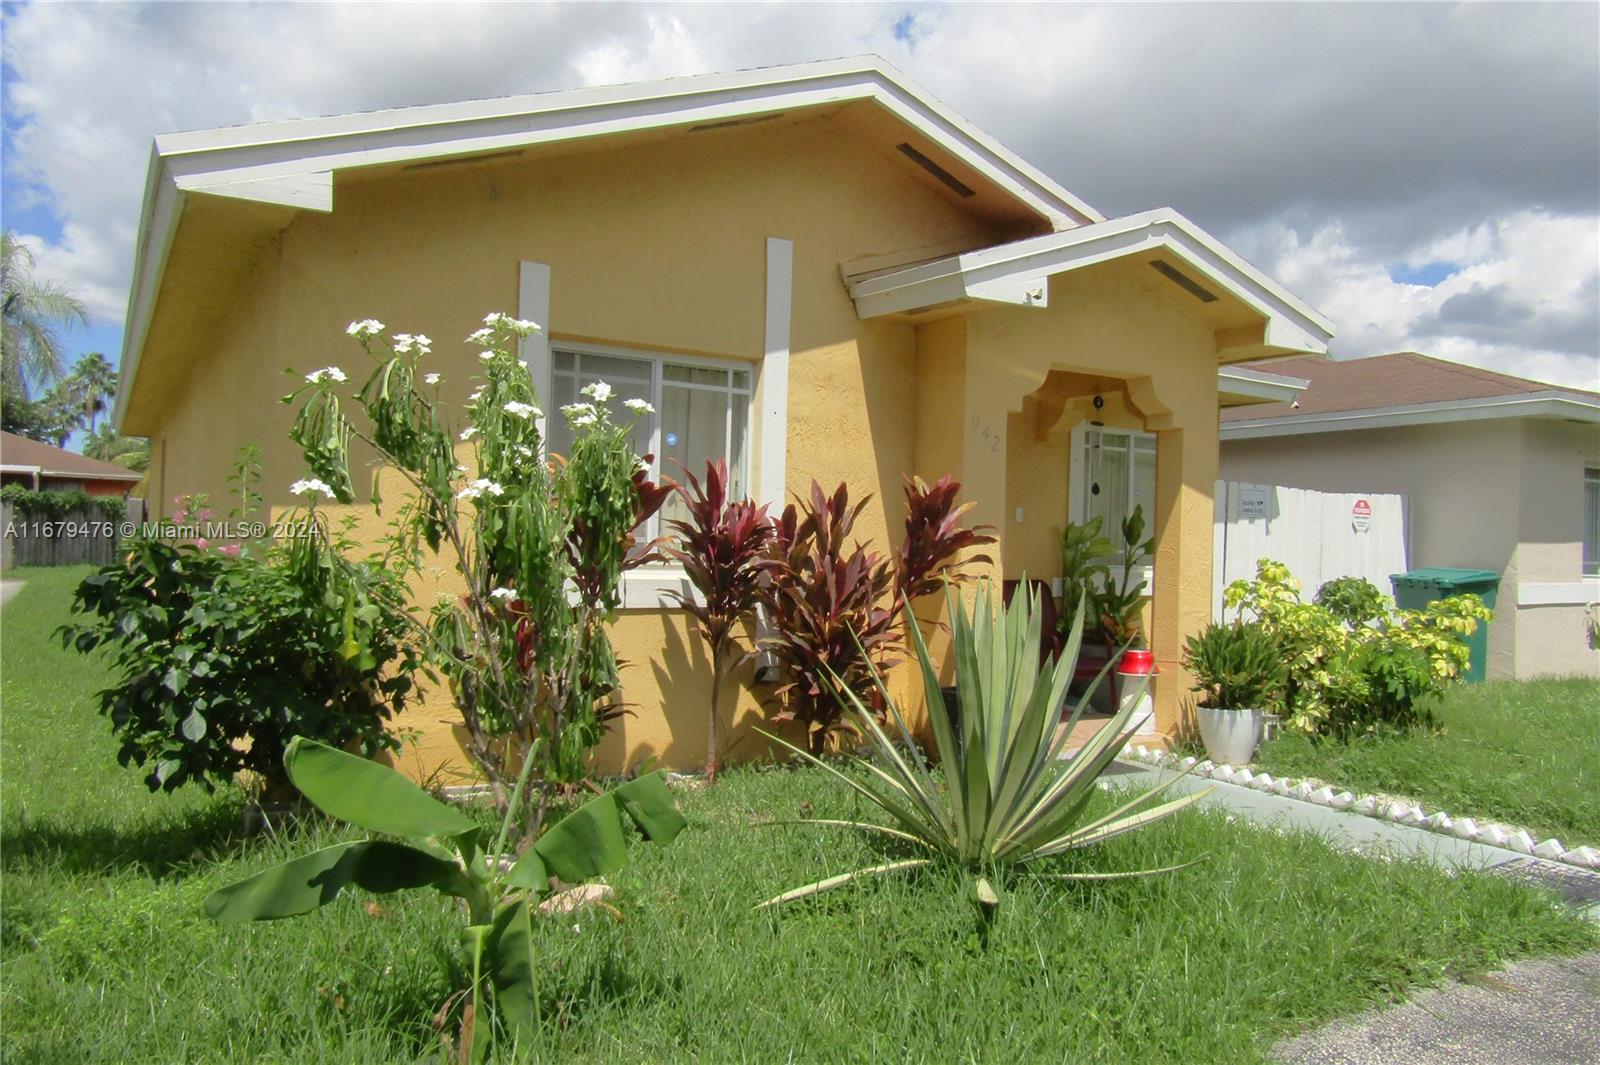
[548,346,753,538]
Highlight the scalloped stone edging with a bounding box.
[1122,745,1600,873]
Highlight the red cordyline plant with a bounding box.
[895,473,996,608]
[662,460,774,781]
[761,481,898,754]
[758,476,994,755]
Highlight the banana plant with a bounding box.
[757,582,1210,913]
[205,737,686,1062]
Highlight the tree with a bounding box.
[62,352,116,434]
[84,425,150,472]
[1,231,87,398]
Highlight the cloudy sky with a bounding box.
[3,1,1597,391]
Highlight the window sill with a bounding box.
[619,566,700,610]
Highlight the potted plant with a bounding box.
[1182,620,1285,764]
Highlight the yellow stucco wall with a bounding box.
[136,113,1230,778]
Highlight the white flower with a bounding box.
[392,333,432,356]
[423,372,441,385]
[623,398,654,415]
[478,351,497,363]
[580,380,613,404]
[289,478,334,498]
[304,366,347,384]
[456,478,505,501]
[488,587,517,602]
[508,318,540,337]
[482,312,509,328]
[467,386,485,405]
[466,327,496,346]
[346,319,384,339]
[459,426,478,441]
[513,444,534,459]
[561,402,599,428]
[502,400,539,419]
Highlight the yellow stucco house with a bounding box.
[113,57,1332,778]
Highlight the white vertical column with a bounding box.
[759,237,793,511]
[518,260,552,441]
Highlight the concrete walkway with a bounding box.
[1114,762,1600,1064]
[1114,763,1600,916]
[1272,950,1600,1065]
[0,579,23,608]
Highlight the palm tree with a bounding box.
[62,352,117,434]
[84,425,150,472]
[1,230,88,399]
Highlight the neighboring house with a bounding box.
[1221,352,1600,679]
[112,57,1331,774]
[0,431,144,496]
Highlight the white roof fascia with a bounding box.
[1217,366,1310,403]
[1220,391,1600,440]
[155,57,1100,227]
[849,208,1335,355]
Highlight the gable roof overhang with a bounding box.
[1221,390,1600,440]
[113,56,1103,429]
[844,208,1336,360]
[1217,365,1310,407]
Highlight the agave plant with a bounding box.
[205,737,685,1062]
[758,583,1210,912]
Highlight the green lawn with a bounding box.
[1255,677,1600,846]
[2,566,1595,1063]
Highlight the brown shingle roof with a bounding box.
[0,431,144,481]
[1220,352,1599,423]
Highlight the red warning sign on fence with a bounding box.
[1351,498,1372,533]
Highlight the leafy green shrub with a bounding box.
[1182,621,1285,709]
[1314,576,1387,626]
[1224,560,1492,736]
[1,483,125,522]
[1057,504,1154,651]
[758,584,1208,914]
[59,529,422,796]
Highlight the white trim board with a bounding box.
[1221,392,1600,440]
[113,56,1098,430]
[1218,365,1310,404]
[759,237,793,511]
[845,208,1334,357]
[1517,581,1600,607]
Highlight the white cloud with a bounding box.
[1,2,1594,396]
[1240,210,1600,390]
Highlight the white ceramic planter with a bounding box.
[1195,706,1264,766]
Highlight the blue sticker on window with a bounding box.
[665,432,678,446]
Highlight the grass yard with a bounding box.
[1255,677,1600,846]
[3,566,1595,1063]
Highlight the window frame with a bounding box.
[1068,421,1158,587]
[548,340,755,546]
[1584,466,1599,579]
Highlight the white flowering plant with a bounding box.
[283,313,669,824]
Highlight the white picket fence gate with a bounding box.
[1213,480,1410,620]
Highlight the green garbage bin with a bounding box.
[1389,568,1500,683]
